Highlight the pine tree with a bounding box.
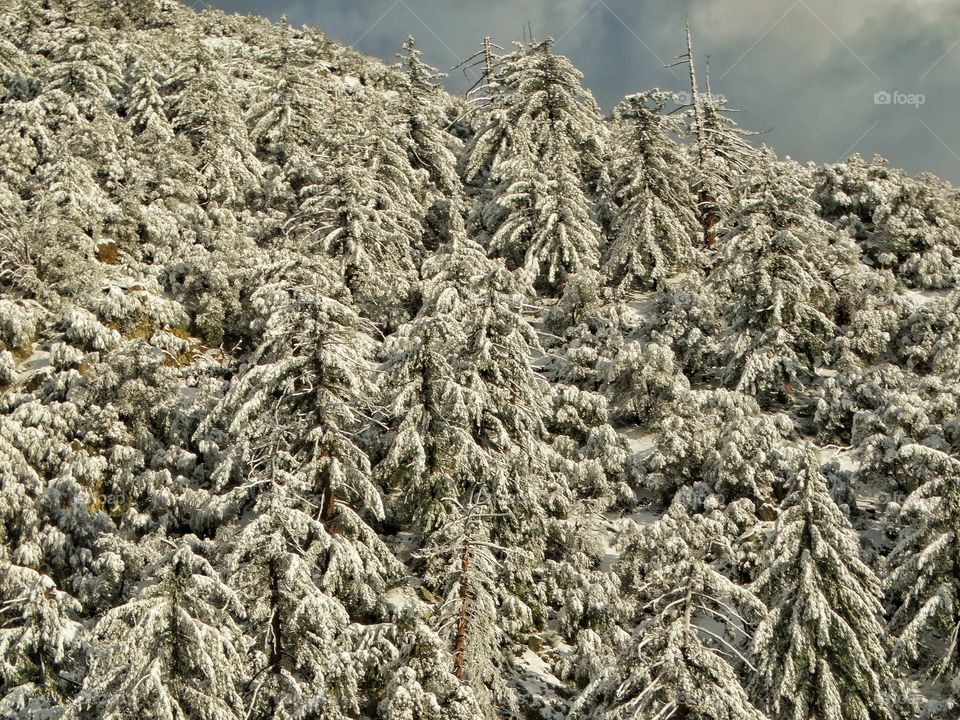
[465,38,607,295]
[421,495,515,715]
[886,448,960,693]
[375,290,482,535]
[198,271,385,548]
[166,43,263,211]
[392,36,460,199]
[603,91,699,291]
[291,97,422,327]
[707,157,860,401]
[751,451,895,720]
[573,505,766,719]
[75,539,247,720]
[0,563,84,716]
[680,22,757,246]
[224,488,365,719]
[247,20,330,164]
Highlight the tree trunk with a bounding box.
[452,536,471,681]
[269,560,283,672]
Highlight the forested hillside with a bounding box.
[2,2,960,719]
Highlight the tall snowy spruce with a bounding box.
[464,38,607,295]
[751,451,896,720]
[887,448,960,699]
[707,157,861,402]
[291,100,423,327]
[602,91,700,292]
[572,506,766,720]
[74,539,248,720]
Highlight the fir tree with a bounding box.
[573,505,766,720]
[751,452,896,720]
[75,539,248,720]
[887,448,960,694]
[603,91,699,291]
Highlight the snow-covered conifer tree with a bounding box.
[392,36,461,200]
[465,39,607,294]
[247,21,330,164]
[886,448,960,695]
[573,505,766,719]
[75,539,247,720]
[602,91,699,291]
[0,563,83,716]
[292,97,422,326]
[707,157,860,401]
[421,495,515,715]
[751,451,896,720]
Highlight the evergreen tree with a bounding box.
[465,39,607,294]
[603,91,699,291]
[573,505,766,720]
[75,539,248,720]
[707,157,860,401]
[291,97,422,326]
[887,448,960,695]
[0,563,84,716]
[751,452,896,720]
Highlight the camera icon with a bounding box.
[874,91,892,105]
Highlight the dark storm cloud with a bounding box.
[202,0,960,183]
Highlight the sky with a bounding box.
[198,0,960,184]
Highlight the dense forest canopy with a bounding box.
[1,2,960,719]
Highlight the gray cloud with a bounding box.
[203,0,960,183]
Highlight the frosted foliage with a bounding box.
[573,506,765,720]
[708,159,859,399]
[887,450,960,685]
[0,564,82,713]
[200,276,383,520]
[895,290,960,377]
[1,3,958,718]
[467,40,607,294]
[815,156,960,289]
[644,388,795,508]
[76,542,247,720]
[603,92,699,291]
[752,454,895,720]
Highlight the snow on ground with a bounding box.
[904,288,951,306]
[14,342,51,382]
[630,508,660,526]
[818,445,861,472]
[510,648,573,720]
[619,425,656,459]
[903,677,956,719]
[625,291,656,317]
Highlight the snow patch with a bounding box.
[619,425,656,459]
[818,446,860,472]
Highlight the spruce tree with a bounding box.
[573,505,766,720]
[751,452,895,720]
[887,448,960,694]
[603,91,699,291]
[465,39,607,295]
